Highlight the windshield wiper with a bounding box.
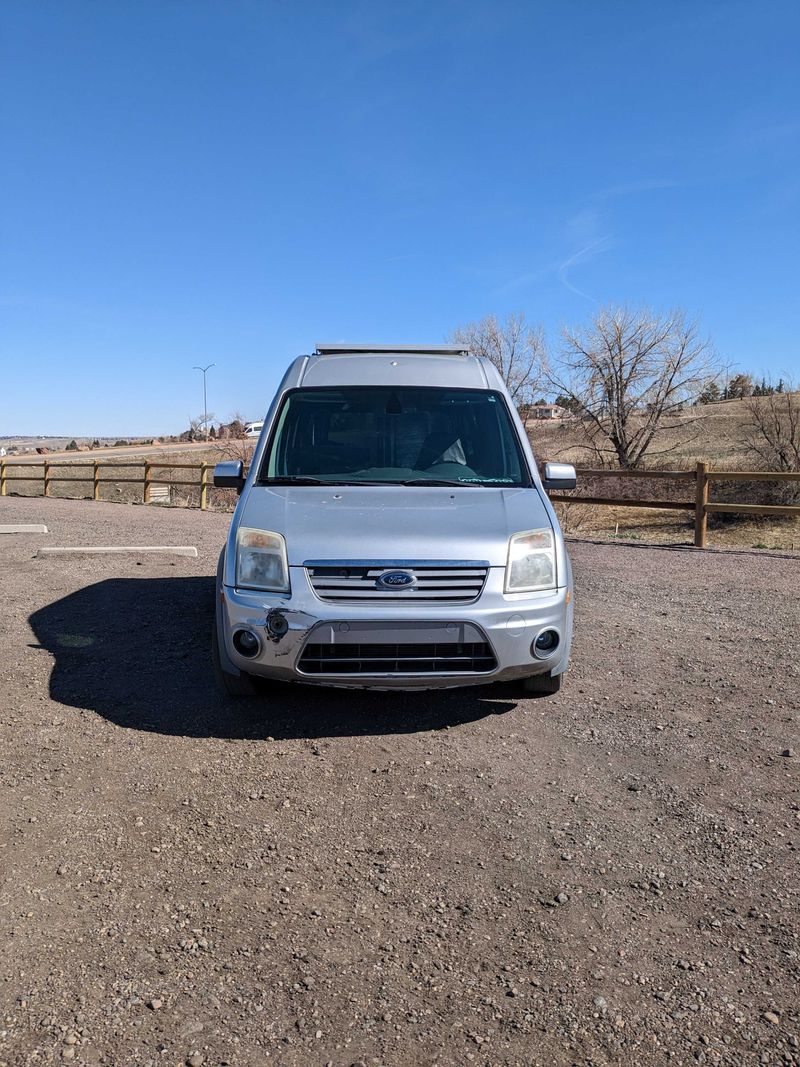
[400,478,486,487]
[263,477,410,487]
[263,476,491,488]
[262,476,332,485]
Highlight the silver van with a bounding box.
[212,345,576,697]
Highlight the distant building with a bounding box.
[529,403,569,420]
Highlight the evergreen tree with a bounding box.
[553,393,581,413]
[698,380,721,404]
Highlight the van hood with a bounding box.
[238,485,551,567]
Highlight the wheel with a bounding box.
[520,671,562,696]
[212,617,258,698]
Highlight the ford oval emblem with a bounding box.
[376,570,416,590]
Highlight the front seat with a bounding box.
[415,432,467,470]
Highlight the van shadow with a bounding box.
[29,577,518,740]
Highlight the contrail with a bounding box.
[557,236,612,302]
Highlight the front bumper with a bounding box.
[219,566,573,690]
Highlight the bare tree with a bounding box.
[213,412,254,465]
[226,411,247,439]
[215,437,255,465]
[726,373,754,399]
[744,386,800,472]
[450,312,545,409]
[548,306,719,469]
[185,414,215,442]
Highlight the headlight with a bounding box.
[505,528,556,592]
[236,527,290,592]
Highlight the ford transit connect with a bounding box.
[212,345,576,696]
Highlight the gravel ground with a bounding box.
[1,497,798,1067]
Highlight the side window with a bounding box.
[267,400,291,477]
[498,405,523,481]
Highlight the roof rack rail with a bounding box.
[314,343,469,357]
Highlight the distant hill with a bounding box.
[527,395,795,468]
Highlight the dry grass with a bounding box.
[553,502,799,551]
[527,395,785,468]
[533,396,799,550]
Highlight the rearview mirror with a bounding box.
[542,462,577,491]
[213,460,245,492]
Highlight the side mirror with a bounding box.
[213,460,245,493]
[542,462,577,491]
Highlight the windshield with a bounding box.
[258,386,529,487]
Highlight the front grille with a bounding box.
[306,561,489,603]
[298,640,497,675]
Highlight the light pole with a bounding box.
[193,363,215,440]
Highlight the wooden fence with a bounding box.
[1,458,799,548]
[548,462,800,547]
[0,459,216,510]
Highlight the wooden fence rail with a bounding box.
[1,459,799,547]
[0,459,216,510]
[540,461,799,548]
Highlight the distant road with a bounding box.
[2,441,220,464]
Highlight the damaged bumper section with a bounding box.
[220,566,572,691]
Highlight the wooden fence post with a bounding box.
[0,460,6,496]
[200,463,210,510]
[143,461,152,504]
[43,461,51,498]
[694,461,709,548]
[93,461,101,501]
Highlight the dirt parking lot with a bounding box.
[1,498,798,1067]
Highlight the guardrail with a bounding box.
[1,459,799,547]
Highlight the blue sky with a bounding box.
[2,0,799,436]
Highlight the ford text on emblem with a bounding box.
[376,570,416,589]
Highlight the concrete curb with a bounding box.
[36,545,198,558]
[0,524,49,534]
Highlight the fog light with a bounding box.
[233,629,261,658]
[532,629,559,658]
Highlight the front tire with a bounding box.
[212,618,258,698]
[521,671,562,696]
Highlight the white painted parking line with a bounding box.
[36,545,198,558]
[0,524,49,534]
